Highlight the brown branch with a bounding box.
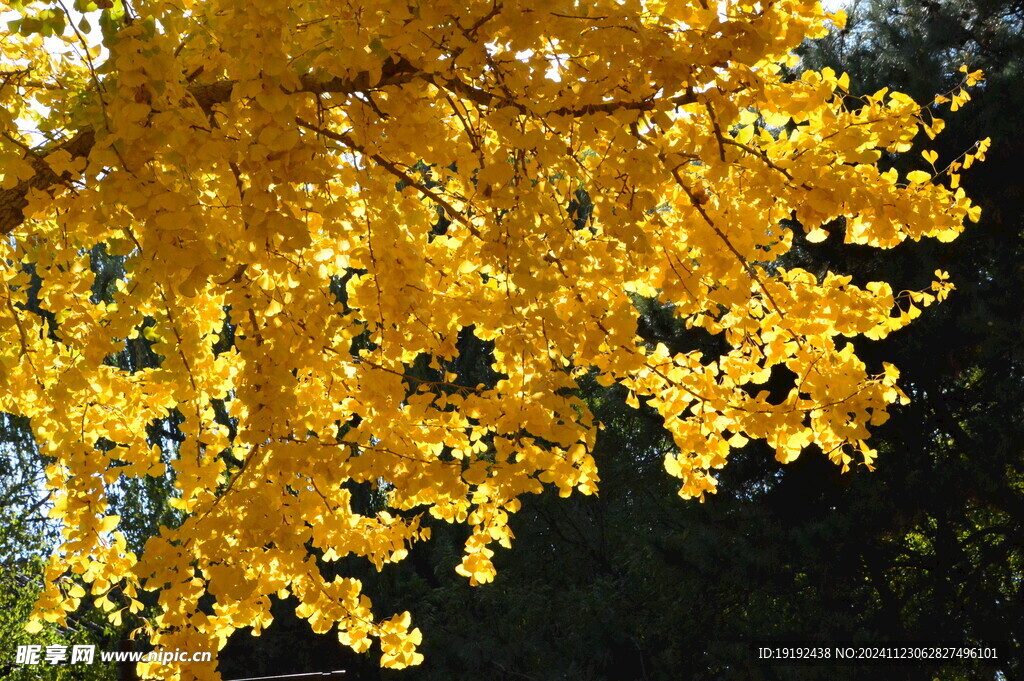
[667,165,794,342]
[4,297,31,357]
[0,128,94,236]
[705,102,727,162]
[295,117,485,240]
[430,72,698,118]
[717,136,816,192]
[464,0,503,35]
[0,58,418,236]
[1,47,702,237]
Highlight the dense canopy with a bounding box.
[0,0,986,676]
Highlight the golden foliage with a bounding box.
[0,0,985,675]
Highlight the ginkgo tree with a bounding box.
[0,0,988,676]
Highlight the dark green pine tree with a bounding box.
[789,0,1024,677]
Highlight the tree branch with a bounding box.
[0,57,418,236]
[295,117,485,240]
[1,51,698,236]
